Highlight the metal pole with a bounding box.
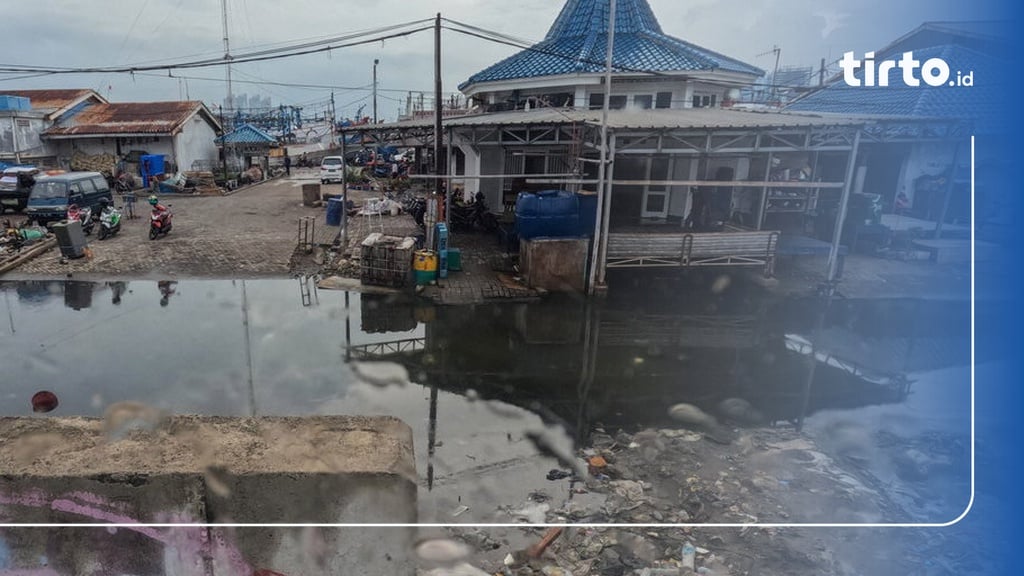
[434,13,444,195]
[447,124,454,231]
[596,132,616,286]
[757,151,773,230]
[342,135,351,251]
[826,130,861,283]
[934,142,962,239]
[219,105,228,181]
[372,59,379,124]
[586,0,616,295]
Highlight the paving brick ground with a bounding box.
[7,173,323,280]
[5,168,988,303]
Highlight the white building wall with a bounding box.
[175,116,220,172]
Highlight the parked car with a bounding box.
[0,166,40,213]
[24,172,113,226]
[320,156,345,184]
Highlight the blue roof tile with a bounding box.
[217,123,277,145]
[460,0,762,90]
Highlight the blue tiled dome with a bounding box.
[460,0,762,91]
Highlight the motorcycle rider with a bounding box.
[148,194,168,214]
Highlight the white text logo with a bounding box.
[840,51,973,87]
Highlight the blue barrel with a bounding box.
[326,197,343,226]
[514,190,580,240]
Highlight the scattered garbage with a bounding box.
[546,469,572,481]
[681,542,696,571]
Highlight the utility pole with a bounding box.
[330,91,336,142]
[221,0,233,173]
[219,105,228,180]
[434,13,443,195]
[373,59,379,124]
[819,57,826,86]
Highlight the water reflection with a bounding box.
[0,278,979,523]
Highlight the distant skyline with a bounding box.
[0,0,1003,121]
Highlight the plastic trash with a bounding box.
[681,542,696,571]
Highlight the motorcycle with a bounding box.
[149,205,173,240]
[97,203,123,240]
[67,204,94,236]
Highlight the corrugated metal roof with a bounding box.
[786,43,999,133]
[44,101,220,136]
[347,107,864,132]
[460,0,762,91]
[0,89,104,114]
[217,123,277,144]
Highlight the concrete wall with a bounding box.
[519,237,590,293]
[0,416,417,576]
[176,116,220,172]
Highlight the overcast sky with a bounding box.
[0,0,1002,121]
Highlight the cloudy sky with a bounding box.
[0,0,1001,121]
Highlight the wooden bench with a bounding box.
[606,230,780,276]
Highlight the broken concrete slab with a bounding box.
[0,415,418,576]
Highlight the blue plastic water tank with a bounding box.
[140,154,166,187]
[326,197,344,226]
[515,190,581,240]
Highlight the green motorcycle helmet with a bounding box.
[148,195,159,206]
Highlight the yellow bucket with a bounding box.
[413,250,438,272]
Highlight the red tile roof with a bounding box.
[44,101,219,136]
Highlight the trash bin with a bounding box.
[413,250,438,285]
[326,197,344,226]
[52,220,87,259]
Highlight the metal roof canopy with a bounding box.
[342,109,969,154]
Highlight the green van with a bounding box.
[24,172,113,226]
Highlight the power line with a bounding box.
[0,19,434,75]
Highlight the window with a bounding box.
[634,95,653,109]
[692,94,717,108]
[609,95,627,110]
[78,179,97,193]
[656,92,673,109]
[523,155,546,175]
[589,93,604,110]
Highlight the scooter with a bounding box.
[97,203,123,240]
[149,205,173,240]
[67,204,94,236]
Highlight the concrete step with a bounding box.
[0,415,417,575]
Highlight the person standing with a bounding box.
[284,153,292,176]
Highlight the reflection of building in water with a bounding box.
[63,281,94,311]
[360,293,417,334]
[345,296,971,440]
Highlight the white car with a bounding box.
[320,156,345,184]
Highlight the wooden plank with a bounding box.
[0,238,57,274]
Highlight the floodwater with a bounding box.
[0,276,989,524]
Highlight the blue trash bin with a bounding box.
[326,197,343,226]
